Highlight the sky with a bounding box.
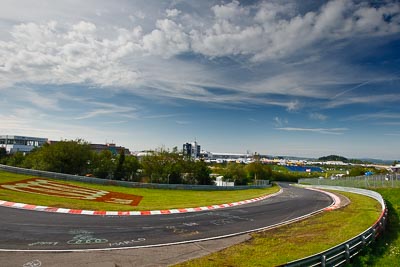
[0,0,399,160]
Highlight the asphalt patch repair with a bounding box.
[0,178,143,206]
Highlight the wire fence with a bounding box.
[299,173,400,189]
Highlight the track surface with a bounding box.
[0,183,332,251]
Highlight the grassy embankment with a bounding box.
[0,170,279,211]
[352,188,400,266]
[175,191,382,267]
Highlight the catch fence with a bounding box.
[299,173,400,188]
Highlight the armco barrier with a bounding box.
[0,164,270,190]
[281,185,387,267]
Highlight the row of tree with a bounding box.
[1,140,346,185]
[0,140,214,185]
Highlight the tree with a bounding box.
[140,148,186,184]
[223,163,248,185]
[141,152,165,183]
[25,140,93,175]
[6,152,25,167]
[168,163,184,184]
[161,159,183,184]
[23,148,47,170]
[123,155,140,181]
[348,167,366,177]
[38,140,92,175]
[0,147,7,164]
[114,150,126,180]
[318,155,349,162]
[192,161,212,185]
[91,150,115,179]
[246,162,272,182]
[0,147,6,159]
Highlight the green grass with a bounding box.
[0,170,280,211]
[175,191,381,267]
[351,188,400,266]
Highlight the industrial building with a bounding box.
[0,135,48,154]
[183,141,201,159]
[90,143,130,155]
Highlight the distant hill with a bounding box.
[275,154,394,165]
[317,155,396,165]
[318,155,348,162]
[358,158,396,165]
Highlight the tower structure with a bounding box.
[183,140,201,159]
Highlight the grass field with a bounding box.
[351,188,400,266]
[175,191,382,266]
[0,170,280,211]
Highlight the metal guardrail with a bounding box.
[0,164,270,190]
[282,185,387,267]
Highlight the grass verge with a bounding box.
[351,188,400,266]
[175,191,381,267]
[0,170,280,211]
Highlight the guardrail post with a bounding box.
[362,235,366,246]
[345,244,350,264]
[320,255,326,267]
[382,217,386,231]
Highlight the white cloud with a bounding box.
[166,9,181,18]
[0,20,141,89]
[142,19,189,57]
[70,21,96,36]
[312,0,351,36]
[286,100,301,112]
[211,0,248,20]
[74,102,137,120]
[274,117,288,127]
[0,0,399,110]
[0,109,64,138]
[1,1,399,69]
[276,127,348,135]
[0,105,132,144]
[190,0,400,61]
[352,3,400,34]
[327,94,400,108]
[346,112,400,121]
[0,0,398,159]
[254,2,295,23]
[309,112,328,121]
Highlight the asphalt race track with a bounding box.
[0,183,332,251]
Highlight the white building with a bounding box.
[215,176,235,187]
[391,164,400,173]
[204,152,253,164]
[0,135,48,154]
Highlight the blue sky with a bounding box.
[0,0,399,160]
